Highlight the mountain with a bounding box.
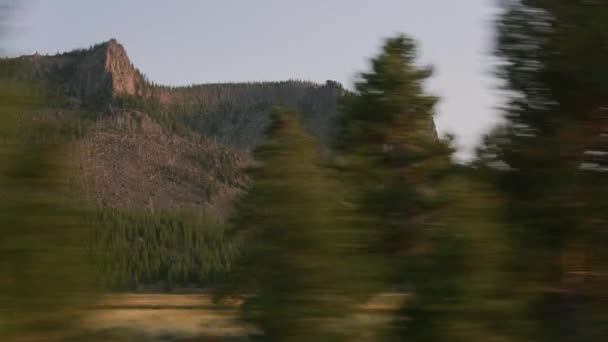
[0,39,345,212]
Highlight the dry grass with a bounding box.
[81,294,249,340]
[78,292,406,341]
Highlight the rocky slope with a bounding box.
[78,110,248,213]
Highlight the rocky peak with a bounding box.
[6,39,144,105]
[101,39,143,97]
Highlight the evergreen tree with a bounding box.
[334,35,454,339]
[227,107,369,341]
[90,208,234,290]
[478,1,608,340]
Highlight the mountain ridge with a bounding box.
[8,39,343,108]
[1,40,345,211]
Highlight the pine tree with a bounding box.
[334,35,454,339]
[477,1,608,340]
[226,107,370,341]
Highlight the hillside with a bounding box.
[1,39,345,211]
[78,110,248,213]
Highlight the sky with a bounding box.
[7,0,502,159]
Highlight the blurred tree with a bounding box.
[0,84,98,339]
[226,107,371,341]
[477,0,608,340]
[333,35,454,340]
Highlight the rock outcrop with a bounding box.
[103,39,145,97]
[9,39,145,104]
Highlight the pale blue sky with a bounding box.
[7,0,502,158]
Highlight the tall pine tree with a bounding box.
[478,1,608,340]
[334,35,454,339]
[227,107,371,341]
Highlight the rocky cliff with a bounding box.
[104,39,146,97]
[4,39,145,106]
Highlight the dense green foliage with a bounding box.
[0,85,98,338]
[90,208,235,290]
[476,1,608,340]
[225,108,373,341]
[334,35,455,339]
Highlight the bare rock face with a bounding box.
[103,39,144,97]
[74,39,144,99]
